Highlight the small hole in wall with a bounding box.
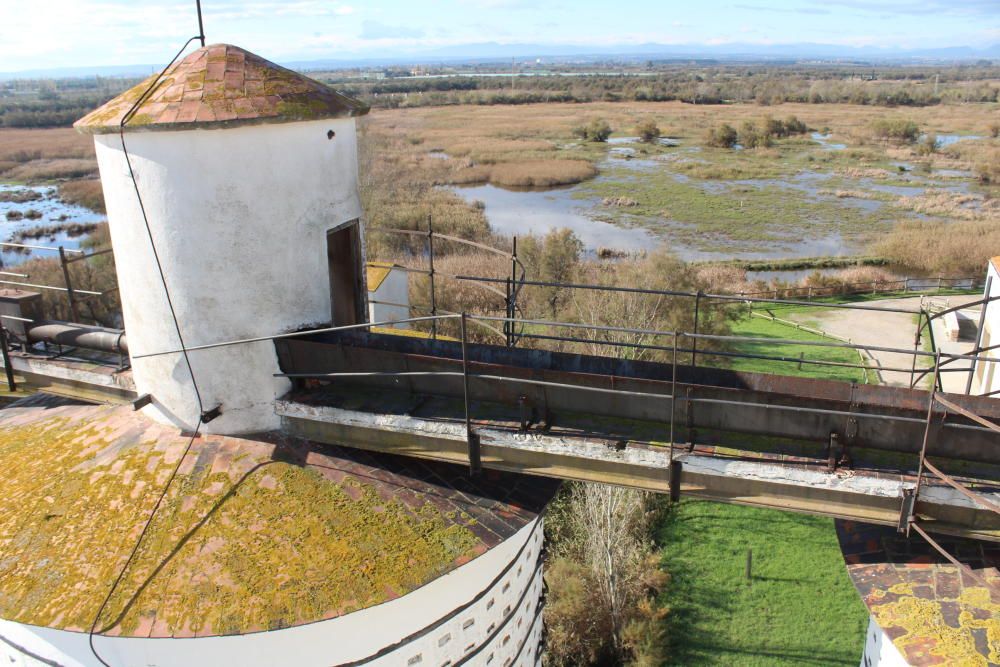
[327,130,336,140]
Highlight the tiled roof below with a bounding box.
[837,520,1000,665]
[0,395,556,637]
[74,44,368,134]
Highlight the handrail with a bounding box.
[0,242,84,254]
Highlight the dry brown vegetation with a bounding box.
[0,128,96,183]
[896,191,999,221]
[877,218,1000,275]
[58,178,105,212]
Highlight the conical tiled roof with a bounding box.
[75,44,368,134]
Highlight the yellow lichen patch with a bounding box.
[869,581,1000,666]
[0,408,481,636]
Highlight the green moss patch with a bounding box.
[0,408,480,636]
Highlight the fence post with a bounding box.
[427,216,437,341]
[58,246,81,323]
[0,325,15,392]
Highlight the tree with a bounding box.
[518,228,583,318]
[544,483,668,666]
[636,118,661,143]
[568,250,740,364]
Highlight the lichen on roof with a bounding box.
[0,397,551,637]
[837,520,1000,666]
[74,44,369,135]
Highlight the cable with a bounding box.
[87,26,206,667]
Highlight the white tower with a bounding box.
[75,44,369,434]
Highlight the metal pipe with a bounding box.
[0,242,84,254]
[27,321,128,355]
[0,280,101,296]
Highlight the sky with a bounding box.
[1,0,998,72]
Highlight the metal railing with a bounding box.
[902,374,1000,591]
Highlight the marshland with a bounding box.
[1,62,998,665]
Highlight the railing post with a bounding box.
[965,275,992,395]
[909,310,923,389]
[0,325,15,392]
[427,216,437,341]
[911,353,942,523]
[923,311,944,392]
[58,246,81,323]
[460,312,481,475]
[691,291,702,366]
[504,277,512,348]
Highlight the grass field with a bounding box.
[725,311,868,382]
[651,307,871,665]
[657,500,869,666]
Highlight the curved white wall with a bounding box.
[859,617,908,667]
[92,118,362,434]
[0,518,545,667]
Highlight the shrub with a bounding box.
[783,115,808,135]
[704,123,738,148]
[870,118,920,144]
[635,118,661,143]
[916,133,938,156]
[739,120,772,148]
[572,118,612,142]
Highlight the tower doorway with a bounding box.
[327,222,364,326]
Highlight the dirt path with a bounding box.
[784,296,978,390]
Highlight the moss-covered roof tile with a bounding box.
[74,44,368,135]
[0,395,555,637]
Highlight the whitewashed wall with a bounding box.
[369,267,410,329]
[92,118,362,434]
[0,518,545,667]
[858,617,908,667]
[975,261,1000,397]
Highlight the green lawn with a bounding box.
[722,312,868,383]
[657,500,869,666]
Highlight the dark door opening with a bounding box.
[327,222,364,326]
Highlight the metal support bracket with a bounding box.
[467,430,481,475]
[898,488,916,534]
[201,405,223,424]
[669,459,683,502]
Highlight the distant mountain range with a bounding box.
[3,41,997,80]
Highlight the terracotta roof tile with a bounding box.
[74,43,368,135]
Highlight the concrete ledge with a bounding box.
[276,399,1000,542]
